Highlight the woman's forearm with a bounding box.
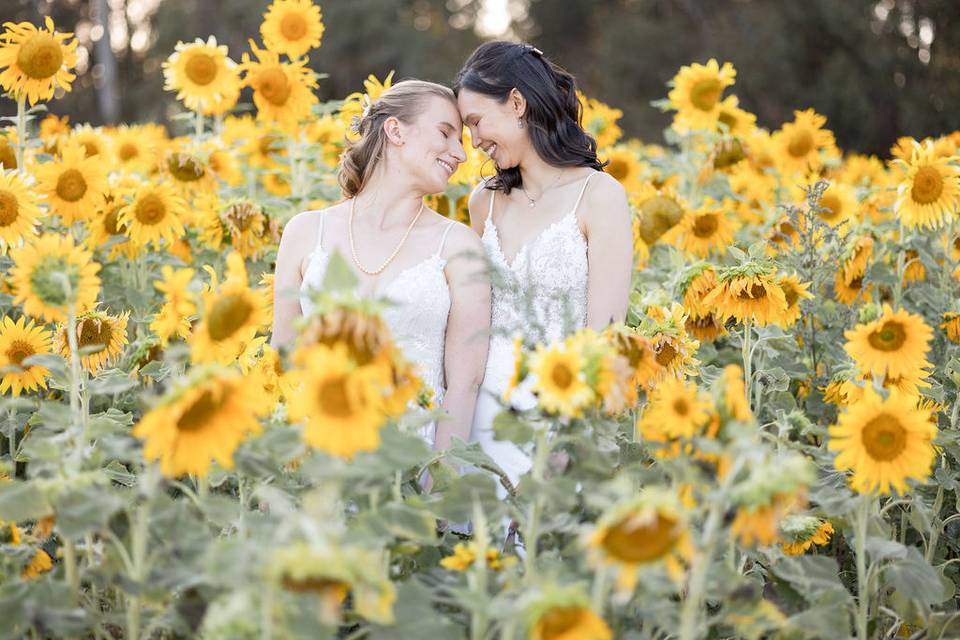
[434,381,480,451]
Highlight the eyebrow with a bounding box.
[438,121,456,132]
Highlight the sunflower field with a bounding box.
[1,2,960,639]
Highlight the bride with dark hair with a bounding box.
[454,41,634,490]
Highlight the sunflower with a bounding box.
[529,605,612,640]
[601,146,642,194]
[0,17,79,105]
[667,59,736,132]
[844,304,932,382]
[38,114,70,153]
[780,516,834,556]
[162,36,240,114]
[189,256,268,366]
[239,40,318,132]
[702,272,788,327]
[440,542,516,572]
[673,197,736,258]
[9,233,101,323]
[0,130,18,170]
[776,274,813,328]
[260,0,325,59]
[606,326,664,394]
[33,143,108,225]
[894,140,960,230]
[586,490,692,591]
[528,341,594,417]
[716,95,757,138]
[163,150,216,195]
[829,387,937,495]
[840,235,875,286]
[901,249,925,285]
[117,182,187,250]
[815,180,858,227]
[110,124,158,175]
[286,342,388,458]
[0,170,42,252]
[838,153,886,188]
[731,489,806,547]
[639,376,710,441]
[941,312,960,343]
[578,91,623,149]
[772,109,837,175]
[133,368,263,478]
[150,266,197,346]
[633,183,686,246]
[68,124,109,159]
[341,72,395,138]
[0,315,52,396]
[54,309,129,374]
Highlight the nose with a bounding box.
[452,139,467,163]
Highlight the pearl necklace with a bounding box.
[348,196,425,276]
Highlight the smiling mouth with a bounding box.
[437,159,455,175]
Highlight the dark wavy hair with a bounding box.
[453,41,604,194]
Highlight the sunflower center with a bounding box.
[819,193,842,222]
[787,130,814,158]
[280,12,309,40]
[638,195,684,245]
[537,607,587,639]
[29,256,80,306]
[783,284,799,307]
[80,140,100,158]
[673,398,690,416]
[55,168,88,203]
[207,293,253,341]
[692,213,719,238]
[6,340,35,368]
[690,78,722,112]
[713,139,745,168]
[103,206,121,234]
[867,320,906,352]
[134,193,168,225]
[861,412,908,462]
[0,139,17,170]
[601,512,680,562]
[176,388,227,432]
[550,362,574,390]
[75,317,113,353]
[0,190,19,226]
[255,67,292,107]
[281,575,349,599]
[911,166,943,205]
[606,158,628,182]
[318,377,353,418]
[185,52,218,86]
[17,32,63,80]
[655,342,677,367]
[738,283,767,300]
[258,134,283,157]
[118,142,139,161]
[167,155,205,182]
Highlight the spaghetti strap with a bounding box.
[486,185,496,223]
[436,220,456,256]
[313,211,325,252]
[570,172,597,216]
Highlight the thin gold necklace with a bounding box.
[348,196,425,276]
[519,169,564,208]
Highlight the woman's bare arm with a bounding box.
[581,173,634,329]
[270,211,315,351]
[434,224,491,451]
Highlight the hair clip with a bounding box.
[528,45,543,56]
[349,94,373,135]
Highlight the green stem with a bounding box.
[63,538,79,602]
[523,426,550,580]
[469,506,490,640]
[14,95,26,170]
[7,408,16,464]
[126,495,151,640]
[590,565,611,613]
[854,494,871,640]
[893,223,905,310]
[925,485,945,564]
[742,320,754,414]
[194,110,203,138]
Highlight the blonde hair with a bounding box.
[338,79,457,198]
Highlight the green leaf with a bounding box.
[492,411,534,445]
[770,555,850,602]
[864,536,908,562]
[88,409,133,439]
[429,473,502,524]
[321,250,358,292]
[885,546,948,604]
[0,481,53,521]
[87,369,138,396]
[53,485,124,537]
[367,581,459,639]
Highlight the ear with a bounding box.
[382,116,404,146]
[509,88,527,118]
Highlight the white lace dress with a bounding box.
[469,172,594,485]
[299,214,456,446]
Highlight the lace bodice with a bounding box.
[479,173,593,396]
[299,213,455,445]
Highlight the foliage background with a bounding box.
[2,0,959,156]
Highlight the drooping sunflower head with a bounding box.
[667,59,737,132]
[260,0,325,59]
[0,315,52,397]
[54,309,129,374]
[634,184,686,246]
[844,304,933,382]
[829,386,937,495]
[9,233,101,323]
[893,139,960,231]
[702,270,788,327]
[162,36,240,114]
[0,17,79,105]
[776,274,813,328]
